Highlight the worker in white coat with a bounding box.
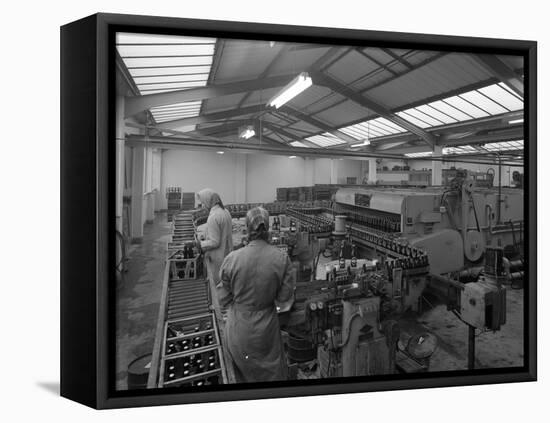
[194,188,233,321]
[218,207,295,382]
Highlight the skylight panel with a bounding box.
[130,66,212,77]
[404,108,445,127]
[137,81,207,91]
[443,145,479,155]
[340,122,386,139]
[339,126,367,140]
[459,91,509,115]
[133,74,210,84]
[497,82,523,101]
[371,118,405,134]
[151,101,202,111]
[374,118,407,133]
[368,121,395,136]
[290,141,310,148]
[428,100,473,121]
[482,140,524,152]
[117,44,215,58]
[116,33,216,45]
[116,33,216,125]
[415,104,458,124]
[123,56,213,68]
[405,151,433,158]
[307,133,347,147]
[396,111,431,128]
[442,96,490,119]
[478,84,523,111]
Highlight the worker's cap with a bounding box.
[245,206,270,232]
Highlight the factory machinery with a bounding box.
[275,174,523,375]
[148,175,523,385]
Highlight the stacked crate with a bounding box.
[313,185,338,201]
[298,186,313,202]
[181,192,195,211]
[159,313,227,387]
[166,187,182,222]
[287,187,299,201]
[276,187,288,202]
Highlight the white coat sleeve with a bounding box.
[200,213,221,251]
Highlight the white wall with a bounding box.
[160,149,245,209]
[314,158,332,184]
[246,155,307,202]
[333,159,362,184]
[159,150,372,207]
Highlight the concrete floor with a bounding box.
[398,288,524,371]
[116,213,171,390]
[116,214,524,389]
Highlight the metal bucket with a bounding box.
[127,353,152,390]
[287,333,316,363]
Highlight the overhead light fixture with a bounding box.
[350,140,371,148]
[288,155,297,159]
[508,118,524,124]
[239,125,256,140]
[267,72,313,109]
[216,151,224,155]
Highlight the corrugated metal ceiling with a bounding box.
[118,33,524,154]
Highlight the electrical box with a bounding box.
[460,281,506,330]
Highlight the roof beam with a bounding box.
[380,48,414,70]
[381,126,523,154]
[312,71,437,148]
[472,54,524,98]
[125,134,519,166]
[262,122,319,148]
[310,46,352,71]
[155,104,266,130]
[124,73,297,118]
[237,45,292,109]
[370,110,524,149]
[280,105,359,144]
[356,48,399,76]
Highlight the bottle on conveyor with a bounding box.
[339,244,345,269]
[350,244,357,268]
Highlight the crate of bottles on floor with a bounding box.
[160,313,226,387]
[168,246,203,280]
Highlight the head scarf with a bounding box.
[245,207,270,239]
[197,188,224,210]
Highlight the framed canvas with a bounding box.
[60,13,537,409]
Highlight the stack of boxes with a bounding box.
[166,187,182,222]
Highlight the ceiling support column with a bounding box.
[368,158,378,184]
[130,144,146,243]
[115,95,125,234]
[431,145,443,186]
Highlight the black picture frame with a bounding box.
[60,12,537,409]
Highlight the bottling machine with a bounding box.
[148,177,524,385]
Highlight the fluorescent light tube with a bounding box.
[288,155,297,159]
[508,118,523,124]
[268,72,313,109]
[350,140,371,148]
[239,126,256,140]
[217,151,224,155]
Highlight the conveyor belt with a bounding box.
[166,278,210,320]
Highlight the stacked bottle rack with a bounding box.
[159,314,227,387]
